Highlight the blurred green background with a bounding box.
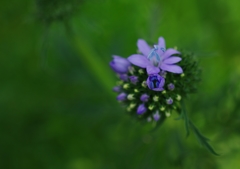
[1,0,240,168]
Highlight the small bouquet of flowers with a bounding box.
[110,36,218,155]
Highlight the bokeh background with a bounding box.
[1,0,240,168]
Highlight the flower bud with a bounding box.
[147,74,165,91]
[119,74,128,81]
[113,86,121,92]
[166,98,173,105]
[148,105,154,110]
[160,106,165,111]
[127,94,135,100]
[142,81,147,88]
[168,83,175,91]
[176,94,181,101]
[110,55,131,74]
[153,95,159,102]
[140,94,149,102]
[123,83,129,89]
[165,111,171,117]
[117,93,127,101]
[153,111,161,121]
[137,104,147,115]
[129,76,138,84]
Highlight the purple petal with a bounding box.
[146,65,160,75]
[162,49,181,60]
[112,55,131,66]
[128,54,149,68]
[163,57,182,64]
[158,37,166,49]
[152,88,164,91]
[137,39,151,56]
[160,64,183,74]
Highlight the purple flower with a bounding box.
[153,111,161,121]
[110,55,131,74]
[166,98,173,105]
[113,86,121,92]
[117,93,127,101]
[137,104,147,115]
[140,94,149,102]
[119,74,128,81]
[168,83,175,91]
[129,76,138,84]
[147,74,165,91]
[127,37,183,74]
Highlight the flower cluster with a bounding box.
[110,36,201,125]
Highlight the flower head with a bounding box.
[110,36,201,129]
[110,55,131,74]
[108,36,217,155]
[128,37,183,74]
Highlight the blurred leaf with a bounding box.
[189,120,219,156]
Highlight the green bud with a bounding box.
[176,94,181,101]
[148,105,154,110]
[127,94,135,100]
[134,89,139,93]
[153,95,159,102]
[160,106,165,111]
[117,81,124,85]
[165,111,171,117]
[129,103,136,108]
[138,69,144,74]
[147,117,152,122]
[142,81,147,88]
[128,66,135,74]
[127,107,132,112]
[123,83,129,89]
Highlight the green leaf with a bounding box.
[179,100,219,156]
[189,120,220,156]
